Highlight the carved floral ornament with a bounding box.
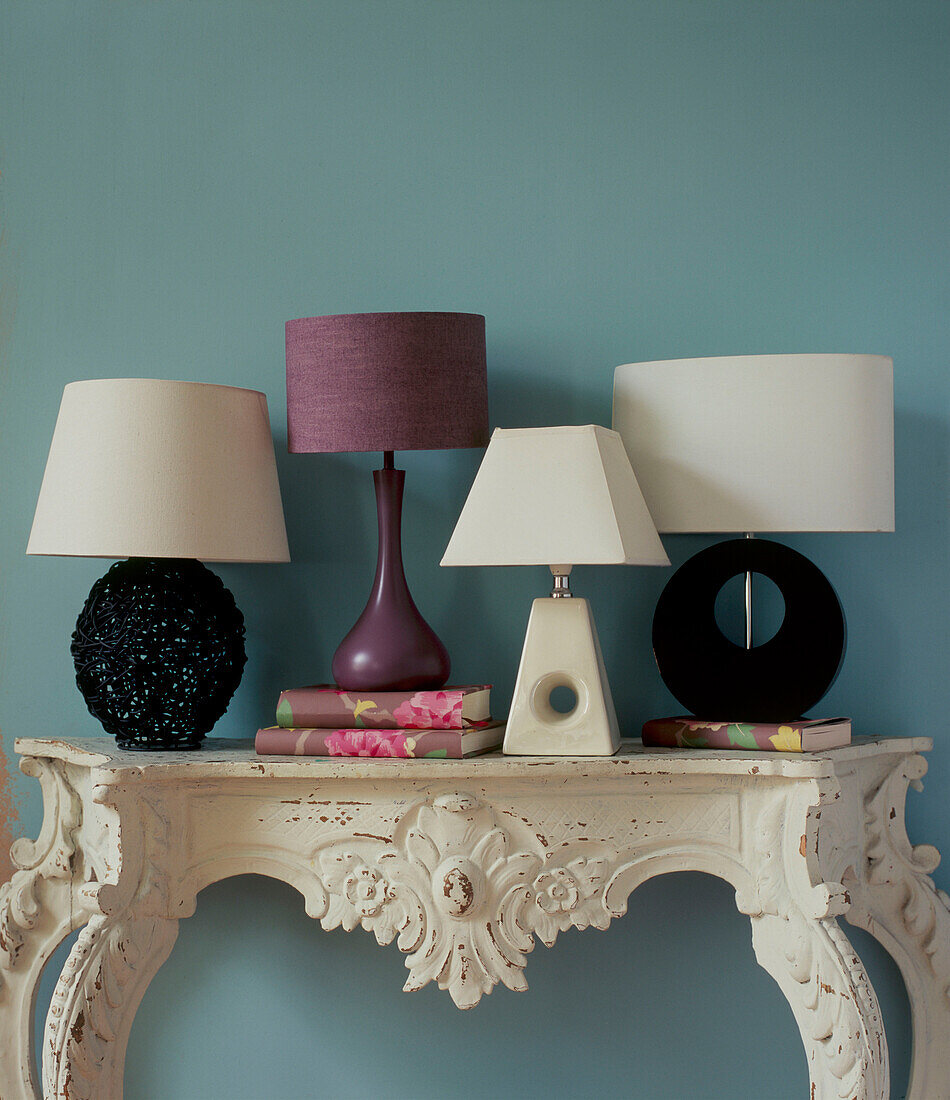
[311,792,612,1008]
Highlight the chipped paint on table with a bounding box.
[0,736,947,1100]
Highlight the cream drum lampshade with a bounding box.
[442,425,669,755]
[27,378,289,751]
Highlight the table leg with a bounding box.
[845,754,950,1100]
[741,788,889,1099]
[0,757,86,1100]
[42,910,179,1100]
[750,909,888,1099]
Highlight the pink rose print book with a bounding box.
[641,716,851,752]
[255,720,505,759]
[275,685,492,730]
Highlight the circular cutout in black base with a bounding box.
[71,558,247,750]
[652,538,846,722]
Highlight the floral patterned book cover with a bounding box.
[275,685,492,730]
[255,721,505,759]
[641,716,851,752]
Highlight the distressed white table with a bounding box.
[1,736,948,1100]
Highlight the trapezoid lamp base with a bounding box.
[503,597,621,756]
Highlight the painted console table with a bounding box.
[1,736,949,1100]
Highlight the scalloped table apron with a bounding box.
[1,736,949,1100]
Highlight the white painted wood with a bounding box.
[0,736,946,1100]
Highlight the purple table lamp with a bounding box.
[286,312,489,691]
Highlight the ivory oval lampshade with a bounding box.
[612,354,894,533]
[27,378,290,562]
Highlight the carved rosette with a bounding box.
[529,857,611,943]
[311,792,615,1008]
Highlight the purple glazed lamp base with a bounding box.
[332,465,451,692]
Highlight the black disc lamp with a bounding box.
[613,354,894,723]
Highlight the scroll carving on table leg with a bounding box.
[43,789,179,1100]
[42,911,179,1100]
[0,757,84,1100]
[308,792,620,1009]
[745,790,888,1100]
[844,753,950,1100]
[0,758,82,982]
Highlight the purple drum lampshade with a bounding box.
[286,312,489,453]
[285,312,489,692]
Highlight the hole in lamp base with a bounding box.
[548,684,579,714]
[714,572,786,648]
[529,672,587,727]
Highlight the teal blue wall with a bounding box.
[2,2,947,1096]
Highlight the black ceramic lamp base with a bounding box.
[652,538,846,723]
[71,557,247,750]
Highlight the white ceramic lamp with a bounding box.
[441,425,669,755]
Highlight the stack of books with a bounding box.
[256,684,505,759]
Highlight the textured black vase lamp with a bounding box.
[27,379,290,750]
[286,312,489,691]
[612,355,894,722]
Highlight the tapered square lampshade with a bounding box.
[285,312,489,452]
[27,379,290,562]
[441,425,669,568]
[442,425,668,757]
